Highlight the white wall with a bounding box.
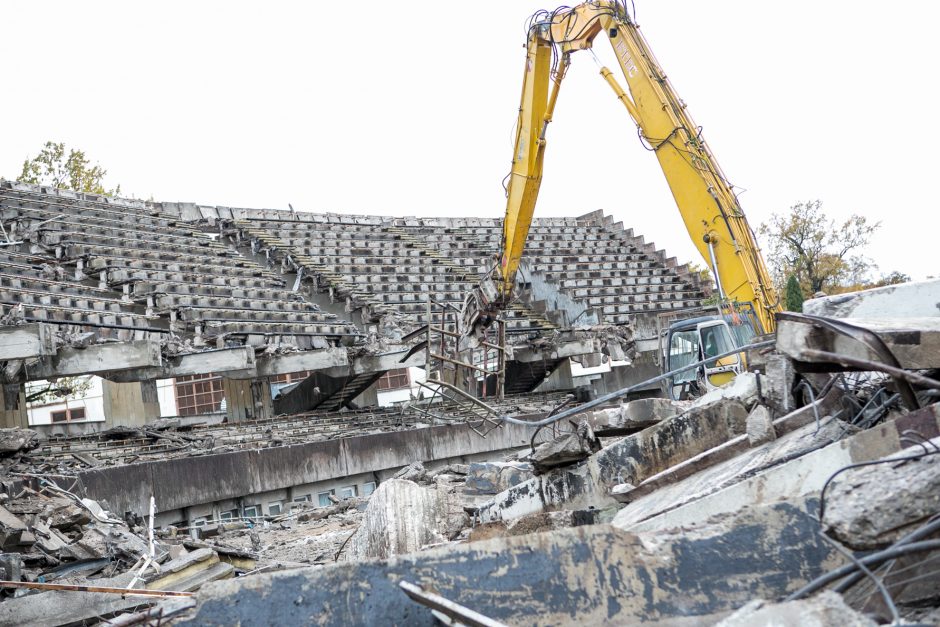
[26,376,105,426]
[156,378,178,417]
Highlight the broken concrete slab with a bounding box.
[777,315,940,370]
[176,498,843,626]
[528,421,600,472]
[146,547,235,592]
[0,571,143,627]
[803,278,940,319]
[823,436,940,549]
[464,461,533,495]
[478,395,750,522]
[615,406,940,533]
[0,428,38,455]
[0,504,31,550]
[716,590,877,627]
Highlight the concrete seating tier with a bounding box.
[222,209,706,330]
[0,182,361,352]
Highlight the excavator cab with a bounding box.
[664,310,759,400]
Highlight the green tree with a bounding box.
[784,274,804,311]
[760,200,879,295]
[18,141,120,195]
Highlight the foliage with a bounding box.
[784,274,804,311]
[25,376,93,406]
[760,200,879,295]
[19,141,120,196]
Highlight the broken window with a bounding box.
[174,374,225,416]
[317,490,335,507]
[376,368,411,391]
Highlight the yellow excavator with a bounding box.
[462,0,781,399]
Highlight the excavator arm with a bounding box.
[465,1,779,343]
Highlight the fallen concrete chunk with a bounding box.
[716,591,877,627]
[592,397,687,435]
[528,421,600,472]
[0,504,31,550]
[0,553,22,581]
[746,405,776,446]
[345,479,466,560]
[394,461,428,482]
[0,428,39,455]
[464,462,533,495]
[690,372,760,411]
[823,436,940,549]
[764,353,796,415]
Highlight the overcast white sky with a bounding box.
[2,1,938,280]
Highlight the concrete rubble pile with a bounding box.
[0,283,939,624]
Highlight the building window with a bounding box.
[361,482,377,496]
[293,494,311,504]
[174,374,225,416]
[219,509,238,522]
[51,407,87,422]
[339,486,357,500]
[317,490,335,507]
[376,368,411,391]
[267,502,283,516]
[243,504,261,520]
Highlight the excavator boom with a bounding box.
[477,1,779,340]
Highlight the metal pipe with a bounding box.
[705,235,725,299]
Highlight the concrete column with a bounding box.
[222,378,272,423]
[351,384,378,409]
[0,384,28,429]
[102,380,161,427]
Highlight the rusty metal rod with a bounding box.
[0,580,194,597]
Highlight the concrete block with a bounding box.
[464,462,534,495]
[746,405,776,447]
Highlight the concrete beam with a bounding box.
[777,316,940,370]
[24,341,162,380]
[512,338,596,363]
[0,324,54,360]
[105,347,257,382]
[804,279,940,319]
[252,347,348,378]
[75,421,534,518]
